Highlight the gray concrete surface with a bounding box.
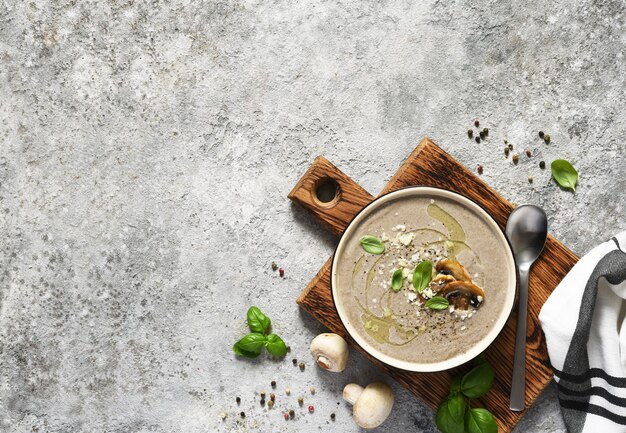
[1,0,624,432]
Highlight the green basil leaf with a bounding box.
[425,296,449,310]
[412,260,433,293]
[265,334,287,357]
[391,268,403,292]
[449,376,462,394]
[465,408,498,433]
[247,306,271,334]
[233,333,266,358]
[551,159,578,191]
[435,394,466,433]
[461,362,495,398]
[359,235,385,254]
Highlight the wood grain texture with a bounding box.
[290,137,580,433]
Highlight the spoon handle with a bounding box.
[509,268,529,411]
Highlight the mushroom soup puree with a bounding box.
[334,196,512,364]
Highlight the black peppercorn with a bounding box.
[539,161,546,169]
[475,137,481,143]
[467,129,473,138]
[271,380,276,388]
[538,131,544,138]
[292,358,297,366]
[240,412,245,418]
[236,397,241,404]
[479,131,485,139]
[330,413,336,420]
[289,409,295,419]
[483,127,489,136]
[508,143,514,150]
[260,398,265,405]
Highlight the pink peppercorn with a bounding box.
[308,405,314,413]
[284,412,289,421]
[279,268,284,277]
[477,165,483,175]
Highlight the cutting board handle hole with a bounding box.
[313,177,340,207]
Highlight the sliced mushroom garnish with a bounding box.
[439,280,485,309]
[435,258,472,282]
[430,274,456,287]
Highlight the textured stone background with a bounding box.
[1,0,624,432]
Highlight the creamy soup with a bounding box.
[334,194,513,365]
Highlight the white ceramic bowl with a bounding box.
[331,186,517,372]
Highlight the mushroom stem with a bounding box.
[342,383,363,405]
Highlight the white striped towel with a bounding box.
[539,231,626,433]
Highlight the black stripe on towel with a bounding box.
[554,367,626,387]
[558,383,626,406]
[559,398,626,425]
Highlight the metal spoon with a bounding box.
[505,205,548,411]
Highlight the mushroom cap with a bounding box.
[352,382,394,429]
[440,280,485,309]
[310,333,349,372]
[435,258,472,282]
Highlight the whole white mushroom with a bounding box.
[343,382,394,429]
[309,333,349,372]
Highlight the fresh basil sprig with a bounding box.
[359,235,385,254]
[391,268,403,292]
[435,355,499,433]
[413,260,433,293]
[233,307,287,359]
[551,159,578,191]
[425,296,449,310]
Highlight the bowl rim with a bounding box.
[330,186,518,372]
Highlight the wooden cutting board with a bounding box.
[288,137,579,432]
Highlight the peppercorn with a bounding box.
[467,129,473,138]
[260,398,265,405]
[270,393,276,401]
[526,149,532,157]
[483,127,489,136]
[504,147,510,156]
[539,160,546,169]
[512,153,520,164]
[504,139,508,144]
[544,134,550,144]
[298,396,304,406]
[283,412,289,421]
[538,131,544,138]
[310,387,316,394]
[330,413,336,420]
[528,176,534,183]
[477,165,483,175]
[308,405,315,413]
[292,358,297,366]
[508,143,514,150]
[289,409,295,419]
[474,119,480,127]
[268,400,274,408]
[475,137,481,143]
[299,362,305,370]
[479,131,485,139]
[285,388,291,395]
[271,380,276,388]
[236,397,241,404]
[240,412,245,418]
[271,261,278,271]
[278,268,284,277]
